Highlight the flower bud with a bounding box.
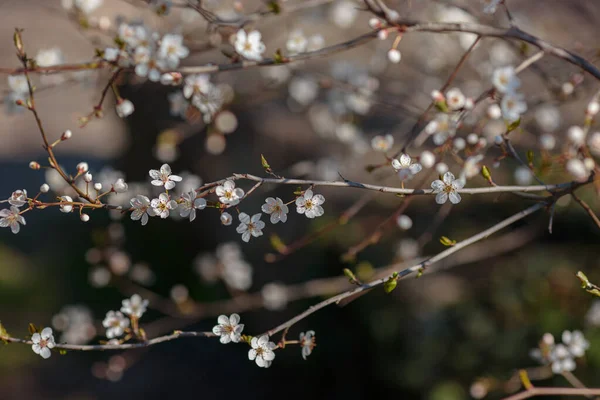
[84,172,93,183]
[94,183,103,191]
[61,130,73,141]
[387,49,401,63]
[80,213,90,222]
[77,162,89,173]
[29,161,40,170]
[40,183,50,193]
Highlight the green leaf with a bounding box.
[269,234,287,253]
[526,150,535,165]
[440,236,456,246]
[260,154,271,170]
[481,165,492,182]
[506,118,521,133]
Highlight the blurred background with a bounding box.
[1,0,600,399]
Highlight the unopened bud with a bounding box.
[80,213,90,222]
[29,161,40,170]
[93,182,102,191]
[61,130,73,141]
[587,101,600,116]
[84,172,93,183]
[40,183,50,193]
[77,162,89,173]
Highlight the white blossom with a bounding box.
[392,154,422,181]
[261,197,289,224]
[234,29,266,61]
[179,191,207,222]
[236,212,265,242]
[446,88,466,110]
[158,33,189,68]
[130,195,155,225]
[151,193,178,218]
[431,172,464,204]
[0,206,26,234]
[102,311,130,339]
[9,189,27,207]
[216,180,244,206]
[248,335,277,368]
[149,164,182,190]
[212,313,244,344]
[31,327,56,359]
[296,189,325,218]
[299,330,316,360]
[492,66,520,94]
[120,294,149,318]
[501,93,527,122]
[371,134,394,152]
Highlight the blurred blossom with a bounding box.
[550,344,576,373]
[436,6,478,49]
[585,300,600,326]
[89,266,111,287]
[130,263,156,286]
[562,330,589,357]
[540,133,556,151]
[289,77,319,106]
[52,305,96,344]
[371,134,394,152]
[261,65,291,86]
[396,238,419,260]
[535,105,561,132]
[194,253,220,283]
[588,132,600,156]
[566,158,588,181]
[396,215,413,230]
[121,294,149,318]
[514,166,533,185]
[261,282,289,310]
[329,0,358,28]
[170,284,189,304]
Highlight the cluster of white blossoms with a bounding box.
[211,314,315,368]
[530,330,590,373]
[0,189,27,233]
[129,164,206,225]
[492,66,527,123]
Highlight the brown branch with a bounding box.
[502,387,600,400]
[572,191,600,230]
